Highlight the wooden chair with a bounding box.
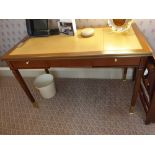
[139,56,155,124]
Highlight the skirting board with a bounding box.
[0,67,133,79]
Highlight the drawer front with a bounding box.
[49,59,92,67]
[10,57,141,69]
[11,60,49,69]
[92,57,141,67]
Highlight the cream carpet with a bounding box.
[0,77,155,135]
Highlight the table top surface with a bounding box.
[2,23,153,61]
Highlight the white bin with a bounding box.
[34,74,56,99]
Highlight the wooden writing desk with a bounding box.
[1,23,153,116]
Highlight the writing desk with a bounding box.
[1,23,152,115]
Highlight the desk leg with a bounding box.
[11,69,38,108]
[122,68,127,81]
[129,67,144,113]
[45,69,50,74]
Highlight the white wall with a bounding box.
[0,67,133,79]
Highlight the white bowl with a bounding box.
[81,28,95,37]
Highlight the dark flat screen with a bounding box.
[33,19,48,30]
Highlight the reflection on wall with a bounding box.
[0,19,155,66]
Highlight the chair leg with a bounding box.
[132,68,137,81]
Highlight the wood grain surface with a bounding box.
[1,23,152,61]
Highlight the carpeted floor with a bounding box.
[0,77,155,135]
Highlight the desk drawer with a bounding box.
[49,59,92,67]
[10,57,141,69]
[92,57,141,67]
[11,60,49,69]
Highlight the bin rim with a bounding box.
[34,73,54,89]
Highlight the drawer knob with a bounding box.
[26,61,29,64]
[114,58,118,62]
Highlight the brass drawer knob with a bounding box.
[26,61,29,64]
[114,58,118,62]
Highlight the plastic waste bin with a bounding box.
[34,74,56,99]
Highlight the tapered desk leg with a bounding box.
[45,69,50,74]
[12,69,38,108]
[122,68,127,81]
[129,67,144,114]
